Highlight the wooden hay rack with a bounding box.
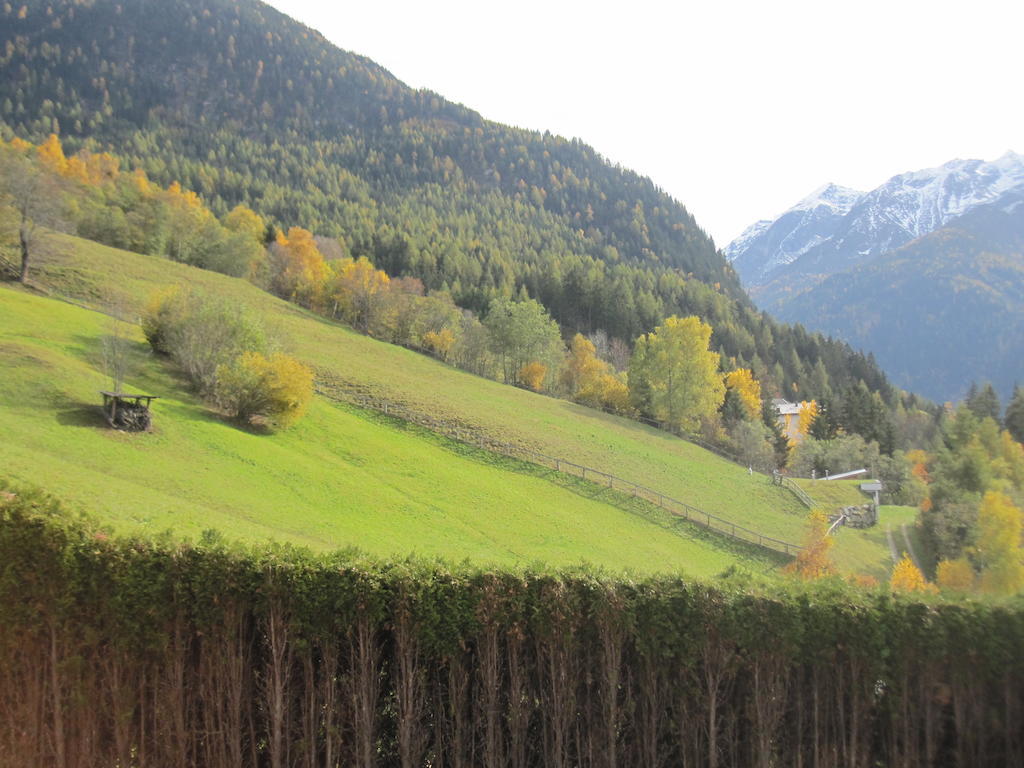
[101,391,158,432]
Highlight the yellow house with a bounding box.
[773,399,802,442]
[772,398,817,444]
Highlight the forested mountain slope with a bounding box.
[0,0,894,403]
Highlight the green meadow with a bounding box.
[0,234,901,578]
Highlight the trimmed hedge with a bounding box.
[1,486,1022,768]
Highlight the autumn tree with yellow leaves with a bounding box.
[628,315,724,432]
[421,328,455,361]
[560,334,607,397]
[518,361,548,392]
[558,333,633,414]
[0,136,67,282]
[223,203,266,244]
[214,351,314,429]
[723,368,762,421]
[890,553,935,594]
[936,558,975,592]
[797,401,819,437]
[785,510,836,580]
[329,256,391,333]
[975,491,1024,596]
[271,227,329,308]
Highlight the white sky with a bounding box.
[267,0,1021,247]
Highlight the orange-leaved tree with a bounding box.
[518,361,548,392]
[35,133,68,175]
[785,509,835,580]
[0,136,67,283]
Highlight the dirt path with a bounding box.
[901,524,922,570]
[885,526,900,563]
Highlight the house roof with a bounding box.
[771,398,801,415]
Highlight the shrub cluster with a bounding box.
[213,351,313,429]
[1,489,1022,768]
[143,287,312,428]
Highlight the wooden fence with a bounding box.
[315,381,804,558]
[781,477,816,509]
[38,285,814,551]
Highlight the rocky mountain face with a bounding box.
[728,152,1024,310]
[726,183,862,285]
[729,162,1024,402]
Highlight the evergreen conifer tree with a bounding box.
[966,382,1001,423]
[1003,385,1024,443]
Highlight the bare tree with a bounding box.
[0,148,66,283]
[101,310,132,393]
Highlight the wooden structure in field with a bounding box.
[101,392,157,431]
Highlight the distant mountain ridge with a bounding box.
[727,157,1024,402]
[728,152,1024,307]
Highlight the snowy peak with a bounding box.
[724,183,863,282]
[791,183,863,215]
[867,153,1024,239]
[724,219,771,259]
[727,151,1024,293]
[993,150,1024,172]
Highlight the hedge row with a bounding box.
[1,487,1022,768]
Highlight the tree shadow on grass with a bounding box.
[154,397,275,436]
[55,402,108,428]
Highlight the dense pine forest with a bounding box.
[0,0,896,408]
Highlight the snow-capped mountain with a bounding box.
[772,190,1024,402]
[725,183,862,283]
[727,151,1024,305]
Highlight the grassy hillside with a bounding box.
[0,288,786,577]
[3,234,902,577]
[793,478,869,509]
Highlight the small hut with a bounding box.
[101,391,157,431]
